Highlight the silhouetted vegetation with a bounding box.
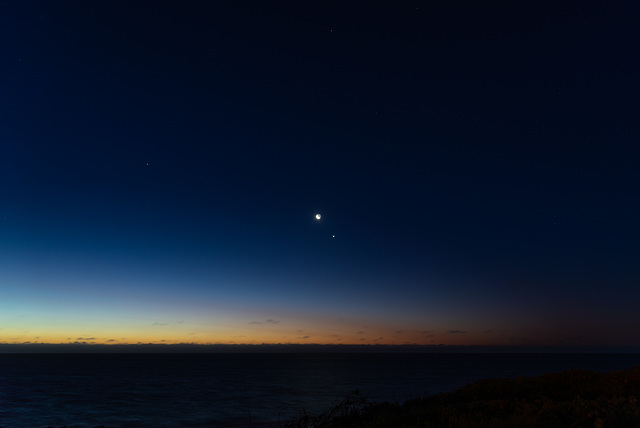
[283,366,640,427]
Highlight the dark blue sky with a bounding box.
[1,1,639,347]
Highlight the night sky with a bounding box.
[1,1,639,348]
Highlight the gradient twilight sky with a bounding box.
[1,2,639,348]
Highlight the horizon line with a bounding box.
[1,343,639,354]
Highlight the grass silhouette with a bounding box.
[282,365,640,427]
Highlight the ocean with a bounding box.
[1,352,638,427]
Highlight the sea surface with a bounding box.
[1,352,638,427]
